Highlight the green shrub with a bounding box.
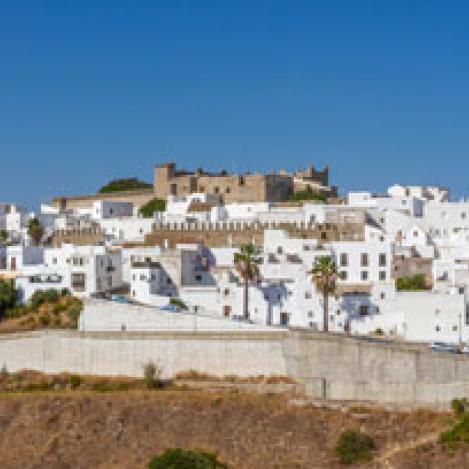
[139,198,166,218]
[148,448,227,469]
[374,328,384,336]
[396,274,428,291]
[0,279,18,313]
[99,177,152,193]
[289,186,327,203]
[335,430,375,465]
[143,361,163,389]
[170,298,188,310]
[60,288,71,297]
[451,398,469,417]
[69,375,82,389]
[441,412,469,449]
[39,314,51,326]
[93,381,130,392]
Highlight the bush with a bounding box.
[98,177,152,193]
[374,328,384,336]
[441,412,469,449]
[143,361,163,389]
[335,430,375,465]
[148,448,227,469]
[289,186,327,203]
[451,398,469,417]
[30,289,61,309]
[139,198,166,218]
[396,274,428,291]
[69,375,82,389]
[0,279,18,314]
[170,298,188,310]
[39,314,51,326]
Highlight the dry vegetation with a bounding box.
[0,370,468,468]
[0,290,82,333]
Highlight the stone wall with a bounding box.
[145,221,364,248]
[2,329,469,407]
[53,189,155,210]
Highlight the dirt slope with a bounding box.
[0,390,467,468]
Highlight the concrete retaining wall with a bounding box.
[2,329,469,407]
[0,331,287,379]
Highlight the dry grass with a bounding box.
[0,374,466,468]
[0,295,82,333]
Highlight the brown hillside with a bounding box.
[0,389,468,468]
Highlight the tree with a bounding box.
[0,279,17,316]
[98,177,152,193]
[138,198,166,218]
[335,430,375,465]
[309,256,337,333]
[289,186,327,203]
[234,244,261,321]
[27,218,44,246]
[148,448,227,469]
[0,230,7,244]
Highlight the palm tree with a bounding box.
[234,244,261,320]
[309,256,338,333]
[27,218,44,246]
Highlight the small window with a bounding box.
[340,253,348,267]
[379,271,386,281]
[452,325,458,331]
[361,253,368,267]
[305,292,312,299]
[435,325,441,332]
[379,253,387,267]
[340,270,348,280]
[195,274,202,282]
[361,271,368,281]
[359,305,368,316]
[225,187,231,193]
[380,292,385,300]
[214,187,220,194]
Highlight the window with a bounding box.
[307,311,313,318]
[195,274,202,282]
[214,187,220,194]
[277,247,283,254]
[340,270,348,280]
[379,253,387,267]
[239,176,245,186]
[462,212,467,219]
[225,187,231,193]
[224,288,230,296]
[413,230,419,237]
[71,273,86,292]
[435,325,441,332]
[361,271,368,281]
[280,312,289,325]
[380,292,386,300]
[359,305,369,316]
[305,292,312,299]
[361,253,368,267]
[379,271,386,281]
[452,325,458,332]
[340,253,348,267]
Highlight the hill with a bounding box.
[0,375,467,468]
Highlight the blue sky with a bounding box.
[1,1,469,207]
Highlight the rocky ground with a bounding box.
[0,379,468,468]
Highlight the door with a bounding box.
[223,305,231,317]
